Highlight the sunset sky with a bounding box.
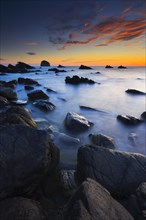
[0,0,145,66]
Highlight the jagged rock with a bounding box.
[0,106,37,128]
[27,90,49,100]
[16,61,34,69]
[141,111,146,120]
[0,125,59,200]
[25,85,34,90]
[63,178,134,220]
[105,65,113,68]
[0,88,17,101]
[33,100,55,111]
[117,115,142,125]
[40,60,50,66]
[65,112,92,131]
[79,65,92,69]
[0,96,9,107]
[89,133,115,149]
[76,145,146,198]
[118,65,127,69]
[0,197,48,220]
[18,77,39,85]
[126,89,146,95]
[65,75,95,84]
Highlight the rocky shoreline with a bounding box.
[0,63,146,219]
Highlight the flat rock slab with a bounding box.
[76,145,146,198]
[27,90,49,100]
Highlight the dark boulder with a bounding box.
[7,64,19,73]
[79,65,92,69]
[65,112,92,131]
[0,96,9,107]
[65,75,95,84]
[40,60,50,66]
[76,145,146,197]
[63,178,134,220]
[117,115,142,125]
[0,88,17,101]
[0,125,59,199]
[27,90,49,100]
[0,197,48,220]
[18,77,39,85]
[33,100,55,111]
[25,85,34,90]
[0,79,17,89]
[0,64,8,73]
[48,68,66,73]
[89,133,115,149]
[125,89,146,95]
[16,61,34,69]
[141,111,146,120]
[0,106,37,128]
[105,65,113,68]
[118,65,127,69]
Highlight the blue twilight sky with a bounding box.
[0,0,145,66]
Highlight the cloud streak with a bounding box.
[27,52,36,55]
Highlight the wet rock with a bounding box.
[79,65,92,69]
[80,105,99,111]
[16,61,34,69]
[0,125,59,199]
[63,178,134,220]
[0,64,8,73]
[125,89,146,95]
[65,112,92,131]
[0,197,48,220]
[0,79,17,89]
[33,100,55,111]
[141,111,146,120]
[65,75,95,84]
[58,64,65,68]
[25,85,34,90]
[118,65,127,69]
[27,90,49,100]
[76,145,146,198]
[0,106,37,128]
[89,133,115,149]
[105,65,113,68]
[40,60,50,66]
[18,77,39,85]
[57,133,80,145]
[0,88,17,101]
[117,115,142,125]
[48,68,66,73]
[0,96,9,107]
[46,88,57,93]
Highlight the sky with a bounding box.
[0,0,146,66]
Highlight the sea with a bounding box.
[1,66,146,168]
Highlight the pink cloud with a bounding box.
[27,52,36,55]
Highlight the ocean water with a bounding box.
[1,66,146,168]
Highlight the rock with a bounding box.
[0,79,17,89]
[79,65,92,69]
[117,115,142,125]
[65,75,95,84]
[46,88,57,93]
[125,89,146,95]
[63,178,134,220]
[0,197,48,220]
[33,100,55,111]
[40,60,50,66]
[89,133,115,149]
[16,61,34,69]
[0,88,17,101]
[58,64,65,68]
[48,68,66,73]
[57,133,80,145]
[65,112,92,131]
[27,90,49,100]
[76,145,146,197]
[0,106,37,128]
[118,65,127,69]
[80,105,99,111]
[25,85,34,90]
[0,64,8,73]
[141,111,146,120]
[105,65,113,68]
[0,96,9,107]
[0,125,59,199]
[18,77,39,85]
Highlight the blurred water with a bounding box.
[1,66,146,168]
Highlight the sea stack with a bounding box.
[40,60,50,66]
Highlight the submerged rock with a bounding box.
[89,133,115,149]
[0,125,59,200]
[25,85,34,90]
[27,90,49,100]
[0,197,48,220]
[18,77,39,85]
[125,89,146,95]
[76,145,146,197]
[48,68,66,73]
[65,112,92,131]
[65,75,95,84]
[33,100,55,111]
[80,105,99,111]
[63,178,134,220]
[40,60,50,66]
[117,115,142,125]
[79,65,92,69]
[0,106,37,128]
[0,88,17,101]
